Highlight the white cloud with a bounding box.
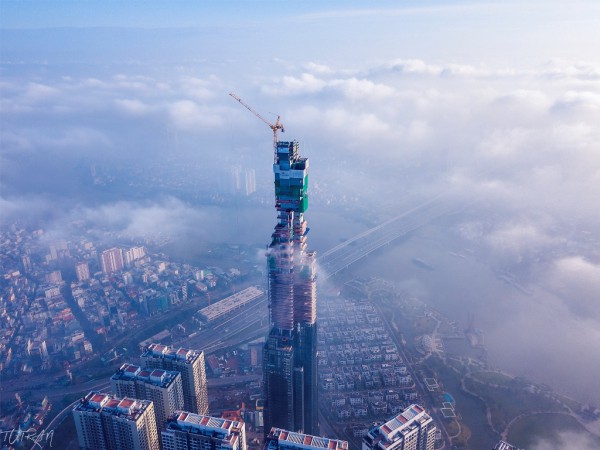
[75,198,205,241]
[168,100,224,131]
[0,129,35,153]
[114,98,155,116]
[553,90,600,112]
[487,285,600,409]
[385,58,443,76]
[540,59,600,81]
[42,127,113,150]
[486,221,560,257]
[81,78,108,88]
[2,127,112,155]
[545,256,600,319]
[530,431,599,450]
[24,82,61,101]
[330,78,395,101]
[0,195,54,225]
[493,89,552,112]
[289,105,390,143]
[304,62,334,75]
[112,74,154,91]
[476,128,535,158]
[181,75,220,101]
[263,73,397,103]
[365,58,600,83]
[263,73,328,96]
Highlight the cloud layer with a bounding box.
[2,10,600,413]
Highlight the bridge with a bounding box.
[317,185,469,280]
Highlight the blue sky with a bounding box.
[2,1,599,67]
[1,1,452,28]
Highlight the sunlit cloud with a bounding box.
[303,62,334,75]
[114,98,156,116]
[531,427,599,449]
[168,100,224,130]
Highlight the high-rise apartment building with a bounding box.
[161,411,246,450]
[141,343,209,415]
[231,165,242,194]
[125,246,147,266]
[263,427,348,450]
[362,404,436,450]
[21,255,32,274]
[75,261,91,282]
[100,247,124,274]
[73,391,160,450]
[230,166,256,196]
[264,141,318,435]
[111,363,184,432]
[245,168,256,196]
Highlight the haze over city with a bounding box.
[1,2,600,449]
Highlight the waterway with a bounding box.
[352,219,600,405]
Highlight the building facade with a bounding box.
[100,247,124,274]
[75,261,91,282]
[263,427,347,450]
[141,343,209,415]
[161,411,246,450]
[73,391,159,450]
[125,246,147,266]
[362,404,436,450]
[111,363,184,432]
[264,141,318,435]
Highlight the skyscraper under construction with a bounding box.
[263,140,318,435]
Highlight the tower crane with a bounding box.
[229,93,284,156]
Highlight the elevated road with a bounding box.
[318,188,466,279]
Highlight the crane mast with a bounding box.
[229,93,284,158]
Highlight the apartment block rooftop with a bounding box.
[111,363,179,388]
[142,343,202,364]
[366,404,433,447]
[264,427,348,450]
[165,411,244,444]
[74,391,152,422]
